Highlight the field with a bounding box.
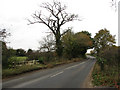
[8,56,28,62]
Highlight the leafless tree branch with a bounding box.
[28,1,80,36]
[28,0,81,56]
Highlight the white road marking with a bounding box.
[64,62,86,70]
[3,77,24,85]
[50,61,88,77]
[12,74,52,88]
[13,71,64,87]
[50,71,64,77]
[65,64,79,70]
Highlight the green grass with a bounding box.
[15,57,28,61]
[9,56,28,62]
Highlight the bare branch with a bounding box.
[28,1,82,56]
[39,34,55,52]
[29,1,80,55]
[61,27,72,36]
[0,28,11,42]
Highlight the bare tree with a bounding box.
[0,28,11,42]
[39,33,55,52]
[28,1,80,57]
[111,0,120,11]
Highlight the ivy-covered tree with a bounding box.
[0,28,11,68]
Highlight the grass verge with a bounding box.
[92,62,120,88]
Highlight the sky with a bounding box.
[0,0,118,51]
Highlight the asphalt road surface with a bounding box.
[3,56,96,88]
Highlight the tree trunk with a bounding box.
[55,34,63,57]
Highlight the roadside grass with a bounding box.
[2,57,84,78]
[92,62,120,88]
[2,64,47,78]
[46,58,83,68]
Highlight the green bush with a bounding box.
[38,57,45,64]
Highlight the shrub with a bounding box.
[38,57,45,64]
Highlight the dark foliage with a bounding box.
[16,49,26,56]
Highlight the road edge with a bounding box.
[83,58,96,88]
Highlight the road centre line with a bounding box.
[50,61,88,78]
[50,71,64,77]
[64,62,85,70]
[14,71,64,87]
[50,61,87,78]
[12,74,52,88]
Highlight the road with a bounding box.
[3,56,96,88]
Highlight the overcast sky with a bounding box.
[0,0,118,50]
